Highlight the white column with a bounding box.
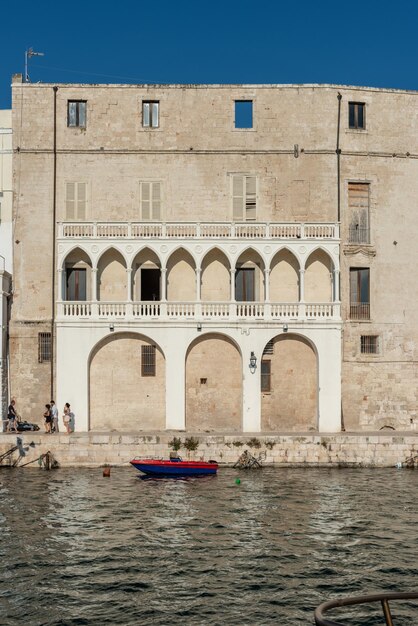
[165,341,186,429]
[161,268,167,301]
[264,268,270,302]
[333,269,340,302]
[316,328,342,432]
[91,268,98,301]
[230,268,235,301]
[299,269,305,302]
[57,268,64,300]
[195,267,201,301]
[242,345,261,432]
[127,268,132,301]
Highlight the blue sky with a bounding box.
[1,0,418,108]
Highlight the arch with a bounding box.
[166,247,196,301]
[60,245,93,270]
[304,249,333,303]
[62,247,93,301]
[97,248,127,302]
[185,333,242,431]
[235,248,265,302]
[261,333,318,431]
[270,249,300,303]
[201,248,231,302]
[88,332,166,431]
[131,248,162,301]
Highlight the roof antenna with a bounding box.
[24,47,44,83]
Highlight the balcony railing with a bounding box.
[57,301,341,321]
[58,221,340,240]
[348,226,370,244]
[349,303,370,320]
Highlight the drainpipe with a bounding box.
[336,92,345,432]
[336,92,342,222]
[51,86,58,399]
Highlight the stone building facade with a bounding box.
[0,110,12,421]
[9,77,418,432]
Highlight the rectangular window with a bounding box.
[38,332,51,363]
[348,182,370,244]
[140,181,161,220]
[142,101,159,128]
[67,101,87,128]
[66,268,87,301]
[235,268,255,302]
[66,182,87,220]
[350,268,370,319]
[349,102,365,129]
[141,345,156,376]
[235,100,253,129]
[232,175,257,221]
[361,335,379,354]
[261,360,271,392]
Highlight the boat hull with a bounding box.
[130,459,218,477]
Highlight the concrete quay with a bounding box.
[1,431,417,468]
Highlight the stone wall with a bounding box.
[0,432,417,468]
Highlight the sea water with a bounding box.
[0,466,417,625]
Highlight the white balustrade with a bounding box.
[98,302,126,317]
[166,303,196,317]
[201,303,230,317]
[132,302,161,317]
[59,221,339,241]
[271,304,300,318]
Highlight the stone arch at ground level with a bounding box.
[261,334,318,431]
[185,333,242,431]
[89,332,166,430]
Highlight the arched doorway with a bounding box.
[260,334,318,431]
[185,334,242,431]
[89,333,166,430]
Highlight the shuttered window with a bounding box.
[232,175,257,221]
[65,182,87,220]
[348,182,370,244]
[140,182,161,220]
[142,101,159,128]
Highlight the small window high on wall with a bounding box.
[232,175,257,221]
[235,101,253,128]
[67,101,87,128]
[142,101,159,128]
[349,102,365,129]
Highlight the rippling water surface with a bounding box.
[0,466,417,625]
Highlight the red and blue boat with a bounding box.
[130,458,218,477]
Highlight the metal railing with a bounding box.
[58,221,340,240]
[348,226,370,244]
[314,592,418,626]
[349,303,370,320]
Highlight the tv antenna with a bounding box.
[24,48,44,83]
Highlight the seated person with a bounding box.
[169,450,182,462]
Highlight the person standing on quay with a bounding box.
[50,400,59,433]
[63,403,75,433]
[43,404,52,434]
[7,399,18,433]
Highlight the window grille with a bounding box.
[38,333,51,363]
[348,182,370,244]
[141,345,156,376]
[361,335,379,354]
[261,360,271,392]
[263,340,274,355]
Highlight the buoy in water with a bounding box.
[235,477,241,485]
[103,467,111,477]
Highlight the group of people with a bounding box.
[43,401,75,434]
[5,398,75,434]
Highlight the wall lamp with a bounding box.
[249,351,257,373]
[283,323,288,333]
[109,323,114,332]
[197,323,202,332]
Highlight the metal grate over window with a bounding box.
[261,360,271,392]
[361,335,379,355]
[38,333,51,363]
[141,345,156,376]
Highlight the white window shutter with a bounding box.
[152,182,161,220]
[151,102,159,127]
[141,182,151,220]
[66,183,75,220]
[143,102,150,127]
[232,175,245,220]
[245,176,257,221]
[77,183,87,220]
